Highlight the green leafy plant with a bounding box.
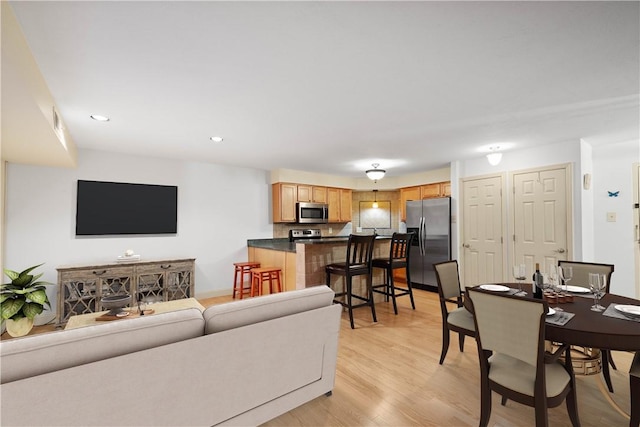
[1,263,53,321]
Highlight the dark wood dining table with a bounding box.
[464,284,640,427]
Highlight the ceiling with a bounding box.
[8,1,640,178]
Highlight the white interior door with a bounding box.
[512,165,571,276]
[461,175,504,288]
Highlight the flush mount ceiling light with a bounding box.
[210,136,224,143]
[486,146,503,166]
[372,189,379,209]
[365,163,386,182]
[90,114,110,122]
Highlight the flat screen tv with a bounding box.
[76,180,178,236]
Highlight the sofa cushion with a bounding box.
[204,285,335,334]
[0,307,204,384]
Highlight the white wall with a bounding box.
[4,149,273,318]
[592,139,639,298]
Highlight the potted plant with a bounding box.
[1,263,53,337]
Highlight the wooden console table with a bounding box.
[56,258,195,325]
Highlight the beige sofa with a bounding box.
[0,286,342,426]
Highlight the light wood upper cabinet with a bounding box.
[420,181,450,199]
[339,188,352,222]
[312,186,327,203]
[297,185,328,203]
[400,186,421,222]
[327,187,351,223]
[327,188,340,222]
[400,181,450,221]
[273,183,297,223]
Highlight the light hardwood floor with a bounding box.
[201,289,633,427]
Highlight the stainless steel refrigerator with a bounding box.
[406,197,452,290]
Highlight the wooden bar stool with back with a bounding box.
[326,233,377,329]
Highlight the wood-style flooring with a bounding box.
[201,289,633,427]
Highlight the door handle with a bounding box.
[553,248,566,254]
[462,243,471,249]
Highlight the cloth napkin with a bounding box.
[545,311,575,326]
[603,303,640,323]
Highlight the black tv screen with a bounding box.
[76,180,178,236]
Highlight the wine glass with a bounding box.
[548,265,559,292]
[589,273,605,312]
[512,264,526,292]
[558,266,572,293]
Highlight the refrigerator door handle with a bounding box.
[421,217,427,256]
[418,217,424,256]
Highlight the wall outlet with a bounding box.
[328,227,333,234]
[606,212,616,222]
[356,227,363,232]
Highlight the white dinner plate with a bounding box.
[479,284,510,292]
[614,305,640,318]
[547,308,556,316]
[564,285,590,293]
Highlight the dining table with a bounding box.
[464,283,640,427]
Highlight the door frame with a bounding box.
[508,163,574,269]
[633,162,639,297]
[459,172,508,287]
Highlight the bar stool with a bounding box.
[371,232,415,314]
[250,267,283,296]
[326,233,377,329]
[233,262,260,299]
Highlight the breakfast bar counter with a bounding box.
[247,236,391,293]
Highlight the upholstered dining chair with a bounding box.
[558,260,616,393]
[371,232,415,315]
[433,260,475,365]
[326,233,377,329]
[467,288,580,427]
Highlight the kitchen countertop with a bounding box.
[247,235,392,253]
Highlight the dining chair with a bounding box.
[326,233,377,329]
[467,288,580,427]
[557,260,616,393]
[433,260,475,365]
[371,232,415,315]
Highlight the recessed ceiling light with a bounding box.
[210,136,224,143]
[90,114,110,122]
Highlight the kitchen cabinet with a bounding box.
[420,181,450,199]
[297,185,327,203]
[400,182,450,221]
[328,188,352,223]
[273,183,297,223]
[400,186,421,222]
[56,258,195,325]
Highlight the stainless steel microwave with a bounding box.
[297,202,329,224]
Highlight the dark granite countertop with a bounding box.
[247,235,392,253]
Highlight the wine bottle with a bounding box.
[532,263,543,299]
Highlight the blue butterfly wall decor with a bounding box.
[607,191,619,197]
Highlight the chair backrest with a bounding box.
[345,234,376,267]
[468,289,546,368]
[434,260,462,301]
[557,260,614,292]
[388,232,413,262]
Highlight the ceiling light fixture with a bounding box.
[210,136,224,143]
[486,146,502,166]
[365,163,386,182]
[90,114,110,122]
[372,189,379,209]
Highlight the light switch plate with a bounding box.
[606,212,616,222]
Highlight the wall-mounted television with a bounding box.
[75,180,178,236]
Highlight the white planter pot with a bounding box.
[5,317,34,337]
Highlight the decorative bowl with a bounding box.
[101,294,132,315]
